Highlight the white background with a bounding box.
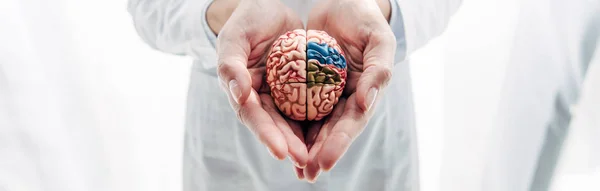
[0,0,598,191]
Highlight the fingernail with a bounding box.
[308,170,321,183]
[295,170,304,180]
[366,87,378,111]
[229,80,241,104]
[297,172,305,180]
[288,156,301,168]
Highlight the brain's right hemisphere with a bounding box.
[266,29,347,121]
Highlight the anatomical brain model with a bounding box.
[266,29,347,121]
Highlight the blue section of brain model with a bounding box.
[307,41,346,69]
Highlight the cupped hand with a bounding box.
[213,0,308,168]
[299,0,396,182]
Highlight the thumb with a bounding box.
[355,33,395,112]
[216,34,252,105]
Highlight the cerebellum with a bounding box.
[266,29,347,121]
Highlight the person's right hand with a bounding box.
[298,0,396,182]
[210,0,309,169]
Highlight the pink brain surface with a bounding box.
[266,29,347,121]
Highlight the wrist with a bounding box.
[207,0,282,35]
[375,0,392,22]
[337,0,391,22]
[207,0,240,35]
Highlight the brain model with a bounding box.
[266,29,347,121]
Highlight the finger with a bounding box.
[317,95,371,171]
[228,89,288,160]
[303,98,346,181]
[260,94,308,167]
[295,167,305,180]
[288,120,309,168]
[304,141,322,183]
[355,31,395,112]
[302,121,321,183]
[217,33,252,105]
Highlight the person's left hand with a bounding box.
[297,0,396,182]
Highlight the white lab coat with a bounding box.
[128,0,461,190]
[482,0,600,190]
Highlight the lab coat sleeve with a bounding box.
[395,0,462,59]
[127,0,215,59]
[389,0,407,62]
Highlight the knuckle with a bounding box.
[378,66,393,84]
[217,55,234,67]
[216,59,235,79]
[217,56,245,77]
[216,59,228,72]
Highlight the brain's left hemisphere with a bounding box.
[266,29,308,121]
[267,29,307,84]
